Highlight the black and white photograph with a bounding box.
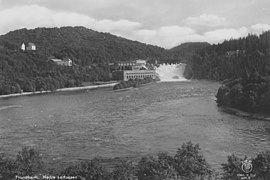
[0,0,270,179]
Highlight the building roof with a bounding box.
[136,59,147,63]
[50,59,63,63]
[63,57,72,61]
[28,43,36,46]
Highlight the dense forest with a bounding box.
[216,72,270,115]
[184,31,270,80]
[0,26,183,95]
[169,42,210,63]
[0,49,111,95]
[183,31,270,114]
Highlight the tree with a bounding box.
[174,142,212,179]
[0,154,16,180]
[15,147,44,176]
[221,154,243,180]
[110,161,137,180]
[137,153,177,180]
[253,150,270,179]
[62,159,106,180]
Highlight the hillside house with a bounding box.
[26,43,36,51]
[63,57,73,66]
[135,59,147,66]
[21,43,26,51]
[50,57,73,67]
[21,42,36,51]
[225,50,245,57]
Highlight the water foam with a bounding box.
[0,105,23,111]
[155,63,188,82]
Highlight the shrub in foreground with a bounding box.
[174,142,213,180]
[137,153,177,180]
[222,151,270,180]
[62,159,106,180]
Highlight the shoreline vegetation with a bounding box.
[1,142,270,180]
[0,82,118,99]
[181,31,270,117]
[216,72,270,116]
[113,77,157,91]
[220,106,270,121]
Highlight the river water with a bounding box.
[0,65,270,171]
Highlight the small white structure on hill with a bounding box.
[21,42,36,51]
[26,43,36,51]
[50,57,73,67]
[21,43,26,51]
[136,59,147,66]
[63,58,72,66]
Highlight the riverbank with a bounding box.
[220,106,270,120]
[0,82,118,99]
[216,73,270,115]
[113,77,156,91]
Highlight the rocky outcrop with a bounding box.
[216,73,270,115]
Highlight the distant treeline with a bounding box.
[1,142,270,180]
[184,31,270,81]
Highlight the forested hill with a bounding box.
[184,31,270,80]
[0,26,171,66]
[169,42,210,63]
[1,26,182,95]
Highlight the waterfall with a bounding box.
[155,63,188,82]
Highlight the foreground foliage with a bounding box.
[0,142,269,180]
[222,151,270,180]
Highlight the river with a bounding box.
[0,65,270,171]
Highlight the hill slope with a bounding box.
[0,26,180,95]
[184,31,270,80]
[0,26,171,66]
[0,26,207,95]
[169,42,210,63]
[182,31,270,115]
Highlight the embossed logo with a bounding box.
[241,159,253,174]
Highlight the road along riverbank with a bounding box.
[0,82,118,99]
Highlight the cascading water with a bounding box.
[155,63,188,82]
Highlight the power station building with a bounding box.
[112,59,156,81]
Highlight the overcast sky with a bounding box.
[0,0,269,48]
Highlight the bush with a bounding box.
[174,142,213,179]
[62,159,106,180]
[221,154,243,180]
[253,150,270,179]
[110,161,137,180]
[0,154,16,179]
[137,153,177,180]
[15,147,44,176]
[222,151,270,180]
